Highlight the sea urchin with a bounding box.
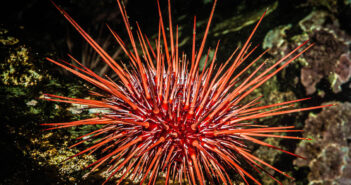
[43,0,331,184]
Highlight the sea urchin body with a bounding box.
[43,0,331,184]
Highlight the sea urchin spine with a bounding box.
[43,0,331,184]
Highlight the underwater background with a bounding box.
[1,0,351,184]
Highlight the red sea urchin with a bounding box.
[42,0,331,184]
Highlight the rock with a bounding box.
[263,10,351,95]
[294,102,351,185]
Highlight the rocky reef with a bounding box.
[263,10,351,95]
[0,27,105,184]
[295,102,351,185]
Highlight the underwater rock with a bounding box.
[263,10,351,95]
[0,28,48,87]
[29,132,96,182]
[304,0,338,13]
[242,74,298,124]
[301,28,351,94]
[0,29,19,45]
[253,138,286,185]
[263,24,292,56]
[294,102,351,185]
[304,0,351,15]
[335,53,351,84]
[0,26,105,184]
[211,1,277,37]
